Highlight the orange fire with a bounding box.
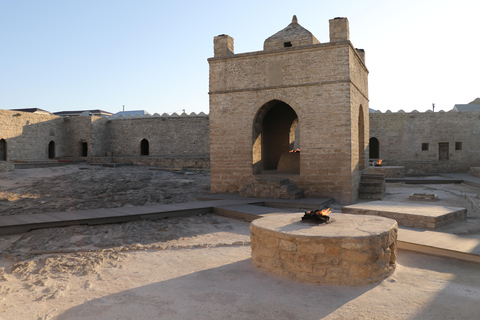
[307,208,331,216]
[318,208,331,216]
[376,159,383,166]
[289,148,300,153]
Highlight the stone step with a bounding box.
[361,173,386,182]
[358,192,385,200]
[242,178,305,199]
[359,181,385,192]
[256,177,291,186]
[359,174,386,200]
[277,188,304,200]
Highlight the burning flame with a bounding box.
[307,208,331,216]
[317,208,331,216]
[376,159,383,166]
[289,148,300,153]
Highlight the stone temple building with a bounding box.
[208,16,369,204]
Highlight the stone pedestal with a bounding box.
[368,166,405,178]
[250,212,397,285]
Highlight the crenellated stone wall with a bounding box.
[106,114,209,158]
[0,110,210,168]
[0,110,66,160]
[370,110,480,174]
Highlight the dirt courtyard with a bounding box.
[1,164,480,319]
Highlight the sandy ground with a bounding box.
[0,164,210,216]
[1,164,480,319]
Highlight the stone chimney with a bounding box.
[329,17,349,42]
[356,48,365,63]
[214,34,234,57]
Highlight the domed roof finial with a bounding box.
[292,15,298,24]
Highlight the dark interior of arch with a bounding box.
[141,139,149,156]
[48,141,55,159]
[369,137,379,159]
[0,139,6,161]
[81,142,88,157]
[262,101,298,171]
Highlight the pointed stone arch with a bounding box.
[252,99,299,174]
[48,141,55,159]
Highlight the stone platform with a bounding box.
[342,201,467,229]
[250,212,398,285]
[368,166,405,178]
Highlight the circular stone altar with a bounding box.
[250,212,398,285]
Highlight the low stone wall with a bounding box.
[409,193,438,201]
[0,161,14,172]
[64,156,210,170]
[368,166,405,178]
[342,201,467,229]
[250,213,398,285]
[403,161,478,174]
[469,167,480,178]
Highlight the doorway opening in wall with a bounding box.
[141,139,149,156]
[81,142,88,157]
[439,142,449,161]
[48,141,55,159]
[253,100,299,175]
[369,137,379,159]
[0,139,6,161]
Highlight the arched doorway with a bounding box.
[0,139,6,161]
[253,100,299,174]
[369,137,379,159]
[48,141,55,159]
[141,139,149,156]
[80,141,88,157]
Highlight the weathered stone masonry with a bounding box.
[370,110,480,174]
[0,110,210,169]
[0,110,67,160]
[209,17,369,204]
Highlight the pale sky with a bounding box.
[0,0,478,115]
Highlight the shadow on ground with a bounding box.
[55,258,373,320]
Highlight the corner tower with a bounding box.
[208,16,369,204]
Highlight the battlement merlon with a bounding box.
[214,34,234,57]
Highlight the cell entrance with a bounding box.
[141,139,149,156]
[81,142,88,157]
[48,141,55,159]
[369,137,379,159]
[0,139,6,161]
[253,100,299,174]
[439,142,449,161]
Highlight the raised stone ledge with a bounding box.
[367,166,405,178]
[469,167,480,178]
[342,201,467,229]
[250,212,397,285]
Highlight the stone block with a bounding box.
[279,239,297,252]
